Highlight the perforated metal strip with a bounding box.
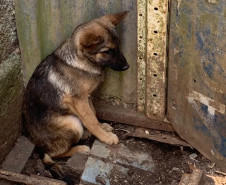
[137,0,168,120]
[137,0,147,112]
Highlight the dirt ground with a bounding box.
[22,122,221,185]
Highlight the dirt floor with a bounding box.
[22,122,221,185]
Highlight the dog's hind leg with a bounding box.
[44,115,88,160]
[54,145,90,158]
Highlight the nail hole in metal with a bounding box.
[154,74,157,77]
[153,94,157,97]
[154,53,158,56]
[193,79,196,83]
[139,13,142,16]
[154,7,158,10]
[154,30,158,34]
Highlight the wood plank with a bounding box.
[94,101,174,132]
[0,136,34,173]
[0,170,66,185]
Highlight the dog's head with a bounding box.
[75,11,129,71]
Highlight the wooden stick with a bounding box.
[0,170,66,185]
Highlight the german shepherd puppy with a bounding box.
[23,11,129,164]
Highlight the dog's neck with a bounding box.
[55,39,102,75]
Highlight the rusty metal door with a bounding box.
[167,0,226,171]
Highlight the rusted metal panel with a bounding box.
[168,0,226,171]
[15,0,137,104]
[137,0,168,120]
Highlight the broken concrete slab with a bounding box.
[81,157,129,185]
[0,136,34,173]
[91,140,155,171]
[80,139,156,184]
[67,153,89,173]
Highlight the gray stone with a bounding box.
[0,136,34,173]
[67,153,89,173]
[0,51,23,164]
[0,0,23,165]
[81,157,128,185]
[0,0,17,62]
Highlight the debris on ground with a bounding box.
[189,153,199,162]
[126,127,191,147]
[1,122,224,185]
[0,169,66,185]
[179,168,204,185]
[206,174,226,185]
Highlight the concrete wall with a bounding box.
[0,0,23,164]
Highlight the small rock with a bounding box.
[208,162,215,169]
[96,175,106,185]
[189,153,199,162]
[172,167,180,171]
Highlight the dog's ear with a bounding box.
[100,11,129,26]
[77,33,104,56]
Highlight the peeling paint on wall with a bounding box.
[177,0,181,14]
[168,0,226,171]
[188,90,225,116]
[206,0,219,4]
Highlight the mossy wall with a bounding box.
[0,0,23,164]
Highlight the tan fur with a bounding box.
[62,96,119,145]
[55,115,84,139]
[54,145,90,158]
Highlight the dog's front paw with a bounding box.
[101,123,114,132]
[103,132,119,145]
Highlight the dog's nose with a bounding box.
[122,64,129,70]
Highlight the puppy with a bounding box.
[23,11,129,164]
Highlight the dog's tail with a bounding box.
[43,153,76,185]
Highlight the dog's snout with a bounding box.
[122,64,129,71]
